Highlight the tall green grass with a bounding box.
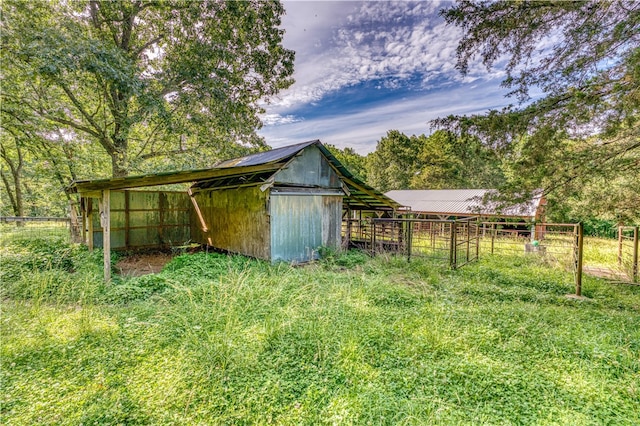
[1,237,639,424]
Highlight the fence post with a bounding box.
[491,223,495,255]
[449,221,457,269]
[618,226,623,268]
[466,220,471,264]
[371,220,377,255]
[575,222,584,296]
[475,219,480,261]
[407,220,413,262]
[633,226,639,283]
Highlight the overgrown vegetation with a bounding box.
[2,236,639,424]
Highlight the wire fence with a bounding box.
[343,217,480,269]
[480,222,580,270]
[0,217,72,245]
[342,217,583,293]
[618,226,639,283]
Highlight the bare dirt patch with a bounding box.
[116,252,174,277]
[583,266,631,282]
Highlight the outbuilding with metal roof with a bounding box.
[68,140,400,280]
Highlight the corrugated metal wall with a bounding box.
[191,186,271,259]
[273,145,341,188]
[270,194,342,263]
[91,190,191,249]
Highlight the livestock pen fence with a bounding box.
[344,217,585,295]
[0,216,76,243]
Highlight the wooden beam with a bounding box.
[100,190,111,282]
[124,191,130,249]
[70,163,284,193]
[80,197,87,244]
[87,198,94,251]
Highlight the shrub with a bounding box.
[582,218,619,238]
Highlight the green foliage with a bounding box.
[366,130,422,192]
[319,247,369,268]
[324,144,368,182]
[2,240,639,424]
[582,219,620,239]
[435,0,640,215]
[366,130,504,191]
[0,237,77,281]
[0,237,104,303]
[2,0,294,177]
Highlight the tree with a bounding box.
[366,130,423,192]
[366,130,504,192]
[435,1,640,210]
[324,144,368,182]
[2,0,294,177]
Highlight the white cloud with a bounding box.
[260,80,511,154]
[261,113,303,126]
[259,1,514,153]
[270,1,502,114]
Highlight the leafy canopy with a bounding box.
[2,0,295,177]
[365,130,503,192]
[435,0,639,218]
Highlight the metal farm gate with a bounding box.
[618,226,639,283]
[343,217,585,295]
[345,217,479,269]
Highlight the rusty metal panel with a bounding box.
[192,186,271,260]
[270,194,342,263]
[129,211,160,227]
[129,191,159,210]
[273,145,341,188]
[111,191,126,210]
[322,196,343,249]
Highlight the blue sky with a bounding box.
[258,0,513,154]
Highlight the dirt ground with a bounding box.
[116,252,174,277]
[583,265,632,282]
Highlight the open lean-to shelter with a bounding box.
[68,140,400,280]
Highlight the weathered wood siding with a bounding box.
[273,145,341,188]
[91,190,191,249]
[270,194,342,262]
[191,186,271,260]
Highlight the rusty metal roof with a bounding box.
[386,189,543,218]
[68,140,400,211]
[215,140,319,168]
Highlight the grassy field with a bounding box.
[1,233,639,425]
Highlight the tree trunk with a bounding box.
[111,148,129,178]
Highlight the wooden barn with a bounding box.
[68,140,399,279]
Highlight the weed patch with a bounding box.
[2,241,639,424]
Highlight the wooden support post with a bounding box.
[575,222,584,296]
[449,222,457,269]
[124,190,130,249]
[618,226,623,268]
[346,208,352,249]
[466,222,471,263]
[633,226,639,283]
[101,189,111,282]
[372,220,377,255]
[87,198,94,251]
[80,197,87,244]
[407,220,413,262]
